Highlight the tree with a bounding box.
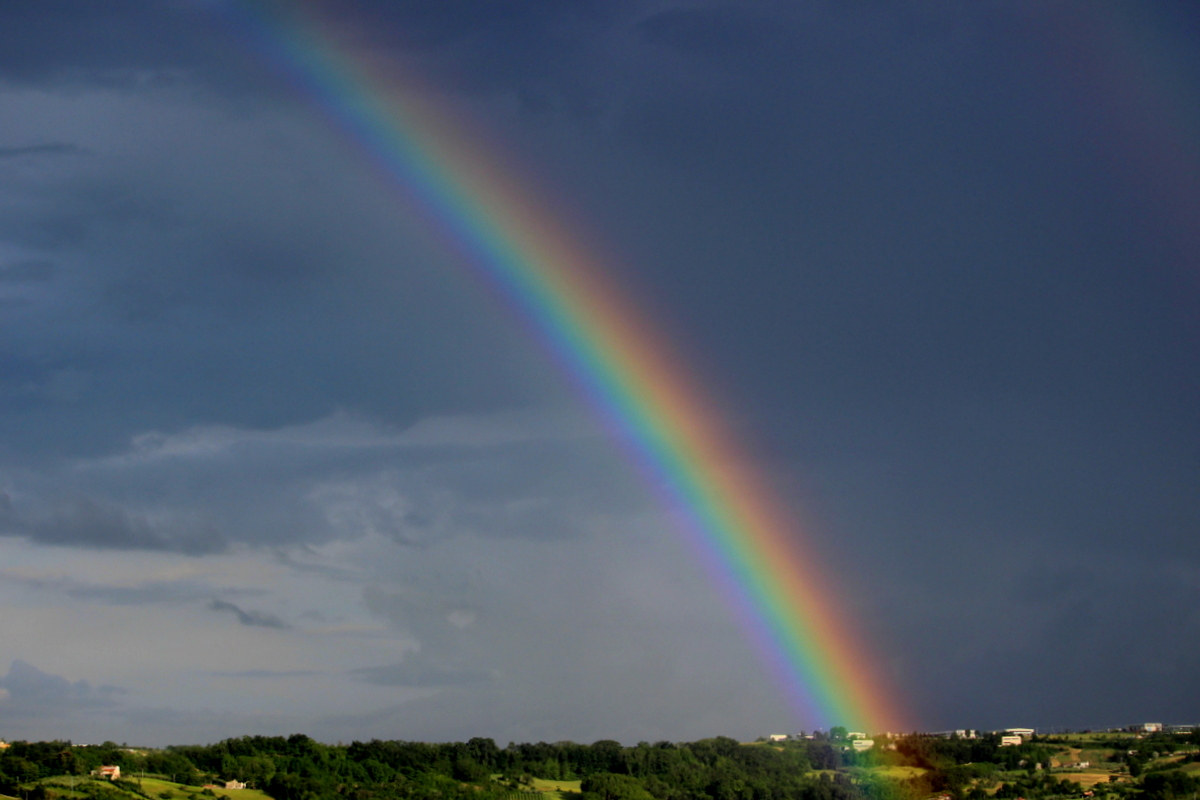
[582,773,654,800]
[1141,770,1199,800]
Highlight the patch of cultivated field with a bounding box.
[530,782,580,796]
[1062,772,1120,788]
[870,766,928,780]
[524,778,583,800]
[123,777,274,800]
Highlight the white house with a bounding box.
[1000,736,1023,747]
[851,739,875,752]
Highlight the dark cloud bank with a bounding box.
[0,0,1195,741]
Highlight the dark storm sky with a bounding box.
[0,0,1197,744]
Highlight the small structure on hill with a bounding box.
[999,735,1023,747]
[851,739,874,751]
[97,766,121,780]
[225,781,247,790]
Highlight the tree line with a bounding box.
[0,730,1195,800]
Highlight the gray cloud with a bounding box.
[638,7,777,57]
[351,657,492,688]
[210,669,323,678]
[0,0,239,88]
[0,570,264,606]
[0,411,641,556]
[0,143,84,159]
[0,143,83,160]
[0,660,125,717]
[209,599,289,629]
[0,259,55,281]
[7,496,228,554]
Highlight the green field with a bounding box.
[527,778,582,800]
[868,766,929,780]
[36,777,273,800]
[41,777,114,797]
[136,778,273,800]
[528,779,581,792]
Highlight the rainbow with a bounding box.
[228,1,902,733]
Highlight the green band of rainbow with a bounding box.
[231,0,902,733]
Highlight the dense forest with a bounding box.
[1,730,1196,800]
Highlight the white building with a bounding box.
[1000,735,1023,747]
[851,739,875,751]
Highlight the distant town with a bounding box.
[763,723,1197,749]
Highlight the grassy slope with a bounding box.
[137,778,273,800]
[527,778,582,800]
[528,779,581,792]
[37,777,272,800]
